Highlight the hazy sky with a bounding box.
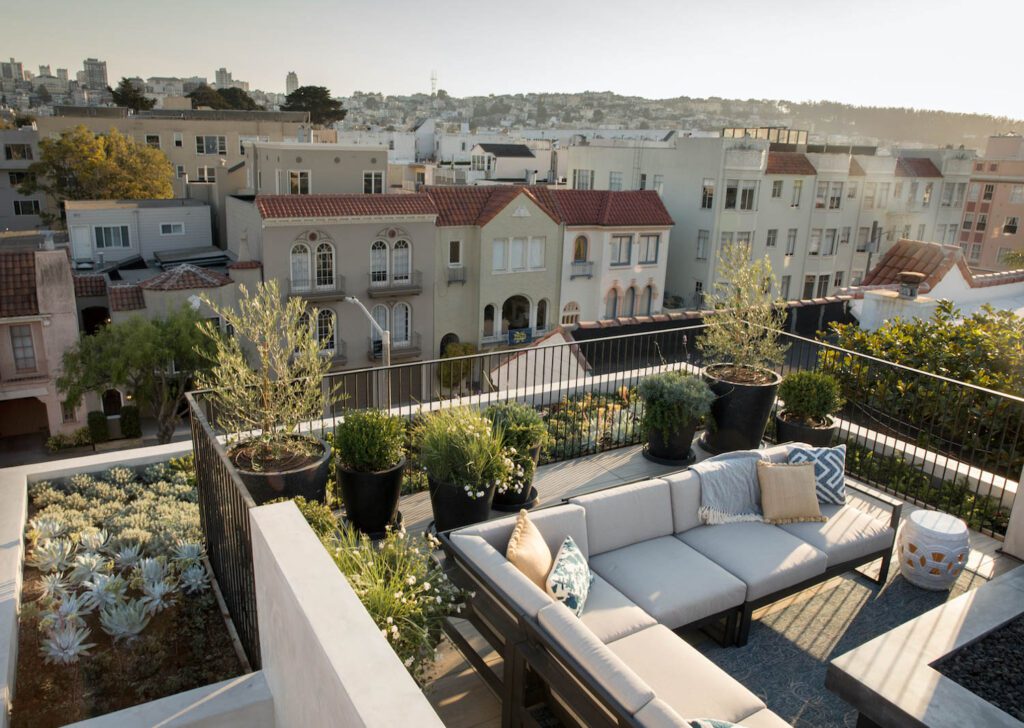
[7,0,1023,118]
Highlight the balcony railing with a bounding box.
[288,275,346,300]
[367,331,422,360]
[367,270,423,297]
[447,266,467,285]
[570,260,594,279]
[320,339,347,367]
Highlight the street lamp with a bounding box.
[343,296,391,406]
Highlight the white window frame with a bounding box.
[766,229,778,248]
[10,325,36,371]
[370,240,389,283]
[608,171,622,191]
[289,170,311,195]
[638,234,659,264]
[771,180,783,198]
[610,235,632,266]
[13,200,40,216]
[448,239,463,267]
[144,133,160,149]
[392,303,411,345]
[527,237,545,271]
[315,242,335,288]
[195,135,227,155]
[291,243,312,291]
[491,238,508,273]
[196,166,216,183]
[786,228,797,256]
[94,225,130,249]
[173,132,183,148]
[363,170,383,194]
[791,179,803,207]
[159,222,185,236]
[696,230,709,260]
[808,228,822,256]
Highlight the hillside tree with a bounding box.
[109,77,155,112]
[282,86,347,125]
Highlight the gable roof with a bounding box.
[766,152,817,176]
[860,239,961,291]
[425,185,560,227]
[0,251,38,317]
[255,194,437,220]
[477,143,535,158]
[139,264,232,291]
[109,284,146,312]
[549,190,674,227]
[848,158,866,176]
[896,157,943,178]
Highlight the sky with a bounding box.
[7,0,1024,119]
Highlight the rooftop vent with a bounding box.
[897,271,926,299]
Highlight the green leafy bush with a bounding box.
[777,371,843,425]
[334,409,405,473]
[45,427,93,453]
[87,411,109,443]
[120,405,142,438]
[438,342,477,389]
[412,407,511,499]
[638,372,714,441]
[484,402,548,494]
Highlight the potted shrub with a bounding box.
[699,240,789,454]
[638,371,714,462]
[413,407,512,532]
[484,401,548,511]
[198,281,334,504]
[334,409,406,536]
[775,370,844,447]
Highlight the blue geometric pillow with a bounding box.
[685,720,744,728]
[788,444,847,505]
[545,535,592,617]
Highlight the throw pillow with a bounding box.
[757,461,827,525]
[506,509,553,590]
[545,535,591,617]
[685,720,745,728]
[788,444,847,504]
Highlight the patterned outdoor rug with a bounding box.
[691,567,991,728]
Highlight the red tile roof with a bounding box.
[255,194,437,220]
[139,264,232,291]
[896,157,943,178]
[73,274,107,298]
[425,185,560,226]
[109,284,146,312]
[856,238,1024,295]
[0,251,38,317]
[766,152,817,176]
[550,190,674,227]
[227,260,262,270]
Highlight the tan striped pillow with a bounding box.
[757,461,827,525]
[506,510,554,589]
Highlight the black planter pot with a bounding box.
[493,445,542,511]
[700,365,782,455]
[428,477,496,533]
[646,421,699,462]
[233,436,332,505]
[775,413,837,448]
[338,456,406,536]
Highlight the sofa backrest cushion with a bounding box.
[537,602,656,715]
[633,697,688,727]
[759,443,793,463]
[451,534,552,618]
[453,503,590,558]
[570,479,673,556]
[664,469,702,534]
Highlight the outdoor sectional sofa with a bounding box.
[440,443,903,728]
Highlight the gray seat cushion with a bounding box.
[450,534,552,618]
[590,536,746,629]
[678,523,827,602]
[452,503,590,558]
[632,697,687,726]
[608,625,766,724]
[581,572,657,644]
[777,503,894,567]
[570,478,673,555]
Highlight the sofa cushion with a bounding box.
[537,602,655,715]
[788,444,847,505]
[691,451,766,525]
[454,503,590,558]
[678,523,827,601]
[580,573,656,644]
[450,534,551,617]
[665,469,702,534]
[506,510,553,589]
[777,503,894,567]
[546,535,592,617]
[590,536,746,629]
[633,698,688,727]
[608,625,766,724]
[756,462,826,525]
[758,443,793,463]
[570,479,673,556]
[733,708,792,728]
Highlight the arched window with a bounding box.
[102,389,123,417]
[393,303,411,345]
[370,240,389,285]
[642,286,654,315]
[502,295,530,334]
[315,243,334,288]
[317,309,335,352]
[623,287,636,317]
[605,290,618,319]
[573,235,588,262]
[291,243,311,290]
[370,304,389,342]
[393,240,411,283]
[296,311,311,353]
[536,299,548,331]
[561,301,580,326]
[440,333,459,357]
[483,304,495,337]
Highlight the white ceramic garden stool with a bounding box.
[898,510,970,590]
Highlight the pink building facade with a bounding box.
[961,135,1024,271]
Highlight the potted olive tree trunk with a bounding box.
[699,241,789,454]
[638,371,715,463]
[775,370,844,447]
[199,280,334,504]
[484,401,548,511]
[334,409,406,536]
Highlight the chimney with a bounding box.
[41,230,55,250]
[897,271,925,299]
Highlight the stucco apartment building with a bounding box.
[958,134,1024,271]
[1,125,46,232]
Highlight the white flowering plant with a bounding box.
[411,407,512,500]
[484,402,548,495]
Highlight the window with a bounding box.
[817,274,830,298]
[902,224,911,239]
[815,181,828,209]
[639,173,647,190]
[828,182,843,209]
[239,134,268,155]
[896,182,905,202]
[791,179,803,207]
[786,229,797,256]
[639,234,659,264]
[604,289,618,319]
[917,224,926,240]
[847,182,858,199]
[316,243,335,287]
[573,235,588,263]
[13,200,39,215]
[968,183,980,202]
[370,304,389,343]
[771,180,783,198]
[61,400,77,423]
[840,227,851,245]
[808,229,822,256]
[145,134,160,149]
[317,309,335,352]
[998,247,1016,265]
[969,243,982,262]
[701,178,715,209]
[940,182,955,207]
[4,144,32,160]
[610,235,632,265]
[196,166,216,183]
[947,224,958,244]
[608,171,622,191]
[291,243,311,289]
[175,165,185,178]
[1011,185,1024,204]
[976,214,987,232]
[653,174,664,194]
[173,132,183,148]
[852,270,864,285]
[1004,216,1019,235]
[739,181,757,210]
[720,232,733,247]
[736,231,751,248]
[371,240,389,282]
[766,229,777,248]
[724,179,738,209]
[195,135,226,155]
[963,213,974,230]
[922,183,933,207]
[94,225,129,249]
[11,325,36,371]
[561,302,580,326]
[491,239,507,272]
[954,183,966,207]
[572,169,594,190]
[641,286,654,315]
[392,303,410,345]
[983,184,995,201]
[8,171,27,186]
[694,281,704,307]
[802,275,816,299]
[623,287,636,317]
[696,230,709,260]
[159,222,184,236]
[484,304,496,336]
[536,299,548,331]
[822,229,837,256]
[393,240,411,281]
[528,237,545,270]
[289,170,310,194]
[878,182,890,207]
[780,275,791,300]
[448,240,462,266]
[990,163,999,172]
[863,182,876,209]
[834,271,844,288]
[363,171,383,194]
[856,227,870,252]
[510,238,527,271]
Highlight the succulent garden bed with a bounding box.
[12,459,243,727]
[936,614,1024,721]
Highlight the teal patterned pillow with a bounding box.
[685,720,744,728]
[545,535,592,617]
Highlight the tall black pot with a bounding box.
[775,413,837,448]
[493,445,542,511]
[338,456,405,536]
[646,421,699,462]
[428,477,496,533]
[700,365,782,455]
[233,436,332,505]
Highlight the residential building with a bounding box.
[958,134,1024,270]
[81,57,107,90]
[468,143,551,183]
[335,129,417,162]
[286,72,298,95]
[215,67,232,88]
[0,58,24,84]
[0,126,46,231]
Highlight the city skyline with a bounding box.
[5,0,1024,119]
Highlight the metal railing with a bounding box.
[367,332,422,359]
[570,260,594,279]
[367,269,423,296]
[447,266,467,285]
[288,276,347,300]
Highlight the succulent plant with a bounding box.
[27,516,65,544]
[172,541,204,566]
[113,543,143,571]
[100,599,151,643]
[179,564,210,595]
[78,528,110,554]
[135,557,169,585]
[37,572,71,602]
[40,592,93,631]
[81,573,128,611]
[69,552,111,586]
[141,579,178,614]
[40,623,95,665]
[28,538,75,573]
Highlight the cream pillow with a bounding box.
[506,510,553,589]
[757,461,827,525]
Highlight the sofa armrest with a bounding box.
[845,480,903,531]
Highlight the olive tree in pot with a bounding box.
[335,409,406,536]
[638,371,715,463]
[699,240,789,454]
[198,280,334,504]
[775,371,844,447]
[413,407,512,532]
[484,401,549,511]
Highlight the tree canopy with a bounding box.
[59,307,218,443]
[186,83,260,110]
[282,86,347,125]
[109,77,155,112]
[18,125,173,220]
